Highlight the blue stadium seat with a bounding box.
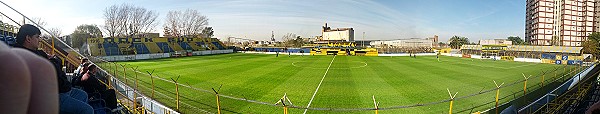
[0,35,7,46]
[195,42,207,49]
[5,36,16,46]
[103,43,120,56]
[178,42,193,50]
[156,42,173,53]
[301,48,311,53]
[286,48,301,53]
[211,42,225,50]
[195,42,204,45]
[88,99,110,114]
[132,43,150,54]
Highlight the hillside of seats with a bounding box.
[88,37,227,56]
[0,21,18,46]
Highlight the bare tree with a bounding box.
[28,17,47,28]
[128,6,158,36]
[27,17,51,38]
[163,9,209,37]
[281,33,296,42]
[103,4,158,37]
[48,28,62,37]
[281,33,297,47]
[103,5,119,37]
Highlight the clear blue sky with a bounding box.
[0,0,525,42]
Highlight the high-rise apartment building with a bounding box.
[526,0,598,46]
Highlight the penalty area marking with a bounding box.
[303,55,336,114]
[291,61,367,69]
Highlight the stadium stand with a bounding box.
[86,37,227,56]
[178,42,193,50]
[170,42,184,51]
[212,41,225,50]
[205,42,217,50]
[254,47,285,52]
[0,21,18,46]
[186,41,202,50]
[156,42,173,53]
[285,48,311,53]
[195,41,209,50]
[88,43,105,56]
[144,42,162,53]
[378,47,433,54]
[132,43,150,54]
[103,42,120,56]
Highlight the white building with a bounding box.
[320,23,354,42]
[479,39,512,45]
[526,0,599,46]
[370,38,434,47]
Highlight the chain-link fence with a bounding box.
[87,55,593,114]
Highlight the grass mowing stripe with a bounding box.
[309,56,366,112]
[304,55,336,114]
[111,54,574,113]
[218,56,309,112]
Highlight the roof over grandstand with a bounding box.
[461,45,583,54]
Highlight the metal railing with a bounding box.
[0,1,181,113]
[88,54,591,113]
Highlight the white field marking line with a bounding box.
[291,61,367,69]
[303,55,336,114]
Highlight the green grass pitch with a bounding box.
[104,53,575,113]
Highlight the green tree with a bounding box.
[507,36,524,45]
[448,36,469,49]
[70,24,103,48]
[589,32,600,42]
[582,40,599,59]
[279,33,306,47]
[294,36,305,47]
[201,27,214,38]
[584,32,600,60]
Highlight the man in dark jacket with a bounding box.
[15,24,93,114]
[80,64,117,109]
